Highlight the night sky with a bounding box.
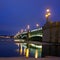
[0,0,60,35]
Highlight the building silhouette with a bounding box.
[42,21,60,57]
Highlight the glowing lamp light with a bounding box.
[45,14,48,18]
[45,9,51,19]
[24,29,26,31]
[46,9,50,12]
[48,12,51,16]
[36,24,39,27]
[27,25,30,30]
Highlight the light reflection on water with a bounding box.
[0,38,42,58]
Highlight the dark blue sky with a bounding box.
[0,0,60,35]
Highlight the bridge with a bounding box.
[14,27,43,42]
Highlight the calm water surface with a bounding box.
[0,38,42,57]
[0,38,20,57]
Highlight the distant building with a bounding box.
[42,21,60,57]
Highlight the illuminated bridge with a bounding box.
[14,27,43,42]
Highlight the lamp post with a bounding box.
[26,25,30,44]
[45,9,52,56]
[45,9,51,21]
[25,25,30,58]
[36,23,40,36]
[34,24,39,58]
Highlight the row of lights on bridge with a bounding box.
[20,24,40,33]
[20,9,51,33]
[15,9,51,38]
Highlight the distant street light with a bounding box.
[36,24,40,29]
[24,29,26,32]
[26,25,30,39]
[27,25,30,30]
[21,29,24,33]
[45,9,51,21]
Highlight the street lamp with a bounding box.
[26,25,30,42]
[27,25,30,30]
[36,24,40,29]
[25,25,30,58]
[35,23,40,58]
[21,29,24,33]
[45,9,52,56]
[45,9,51,21]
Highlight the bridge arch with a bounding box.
[29,35,42,42]
[21,35,27,39]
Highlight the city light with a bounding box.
[21,29,24,33]
[45,14,49,18]
[24,29,26,32]
[45,9,51,20]
[46,9,50,12]
[48,12,51,16]
[36,24,39,27]
[27,25,30,30]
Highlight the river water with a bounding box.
[0,38,42,58]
